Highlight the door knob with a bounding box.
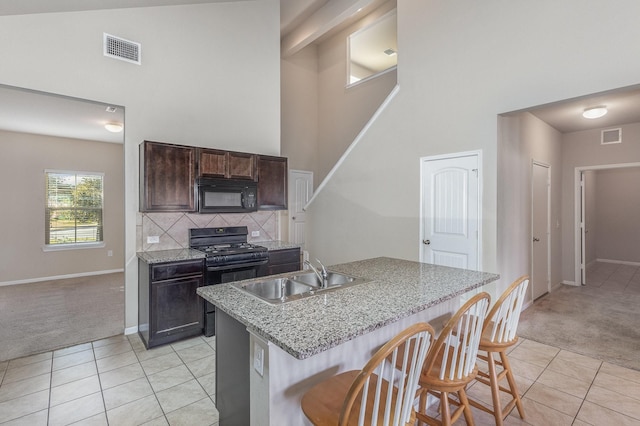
[423,239,431,245]
[292,216,296,220]
[533,237,540,242]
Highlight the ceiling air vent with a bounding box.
[103,33,141,65]
[601,128,621,145]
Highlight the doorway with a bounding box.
[531,161,550,300]
[574,162,640,285]
[420,151,481,270]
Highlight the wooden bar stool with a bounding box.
[301,322,435,426]
[415,292,491,426]
[468,276,529,425]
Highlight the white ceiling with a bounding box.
[2,0,640,142]
[0,85,125,143]
[526,86,640,133]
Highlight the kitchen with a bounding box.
[2,1,640,425]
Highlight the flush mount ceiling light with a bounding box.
[105,122,124,133]
[384,48,397,56]
[582,106,608,119]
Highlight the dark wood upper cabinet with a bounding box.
[140,140,196,212]
[199,149,256,180]
[257,155,288,210]
[140,140,287,212]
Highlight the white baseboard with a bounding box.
[124,326,138,335]
[551,281,564,291]
[597,258,640,267]
[0,269,125,287]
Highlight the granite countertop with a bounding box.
[197,256,499,360]
[137,249,206,264]
[256,240,302,251]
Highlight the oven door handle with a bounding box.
[206,259,268,272]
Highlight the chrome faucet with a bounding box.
[304,259,328,288]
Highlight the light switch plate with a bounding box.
[253,345,264,376]
[147,236,160,244]
[251,231,260,237]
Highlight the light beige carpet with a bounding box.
[0,272,124,362]
[518,283,640,371]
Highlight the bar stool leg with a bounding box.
[486,352,504,425]
[501,351,525,419]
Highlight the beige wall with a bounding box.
[0,1,280,328]
[281,45,319,177]
[561,122,640,282]
[305,1,640,294]
[498,112,562,300]
[0,130,124,283]
[315,1,397,183]
[594,167,640,263]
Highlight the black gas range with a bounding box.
[189,226,268,336]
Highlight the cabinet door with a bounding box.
[228,152,256,180]
[257,155,288,210]
[141,141,196,211]
[199,149,228,178]
[150,276,203,345]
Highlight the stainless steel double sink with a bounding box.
[232,271,368,304]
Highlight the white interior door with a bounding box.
[420,152,480,270]
[288,170,313,247]
[532,162,550,299]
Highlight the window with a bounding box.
[45,170,104,248]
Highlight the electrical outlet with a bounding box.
[107,250,113,257]
[253,344,264,376]
[251,231,260,237]
[147,236,160,244]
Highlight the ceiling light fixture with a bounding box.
[384,48,397,56]
[582,106,607,119]
[105,122,124,133]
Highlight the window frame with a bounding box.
[43,169,106,251]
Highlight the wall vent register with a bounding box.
[103,33,141,65]
[601,128,621,145]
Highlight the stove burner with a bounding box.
[189,226,268,267]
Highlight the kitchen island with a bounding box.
[197,257,499,425]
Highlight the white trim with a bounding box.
[43,242,106,252]
[419,150,483,270]
[550,281,563,292]
[0,268,124,287]
[574,162,640,286]
[304,84,400,209]
[44,169,105,177]
[124,326,139,335]
[596,258,640,267]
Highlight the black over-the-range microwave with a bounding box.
[196,177,258,213]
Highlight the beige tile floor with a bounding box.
[1,333,640,425]
[0,334,218,426]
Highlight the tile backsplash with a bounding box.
[137,211,279,252]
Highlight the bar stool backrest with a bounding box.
[424,292,491,382]
[340,322,435,426]
[485,276,529,344]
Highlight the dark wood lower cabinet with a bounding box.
[138,258,204,348]
[257,247,301,277]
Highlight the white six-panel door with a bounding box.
[288,170,313,247]
[420,152,480,270]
